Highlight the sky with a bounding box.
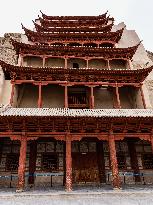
[0,0,153,51]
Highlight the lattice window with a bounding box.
[68,91,88,108]
[142,154,153,169]
[6,154,19,172]
[42,153,58,172]
[117,154,126,169]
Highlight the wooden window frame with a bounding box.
[142,153,153,169]
[41,153,59,172]
[5,153,19,172]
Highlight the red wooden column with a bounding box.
[140,84,146,109]
[17,137,27,191]
[65,135,72,191]
[107,60,110,69]
[28,140,37,185]
[64,85,68,108]
[108,132,121,189]
[42,56,46,67]
[127,60,131,69]
[65,57,68,69]
[19,54,23,66]
[38,83,42,108]
[10,83,15,106]
[63,142,66,186]
[115,84,121,109]
[90,86,95,109]
[86,58,89,69]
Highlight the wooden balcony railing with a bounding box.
[68,94,89,108]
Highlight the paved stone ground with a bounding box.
[0,185,153,205]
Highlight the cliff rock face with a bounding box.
[144,51,153,107]
[0,33,22,106]
[147,51,153,63]
[0,33,22,64]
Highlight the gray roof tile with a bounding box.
[0,107,153,118]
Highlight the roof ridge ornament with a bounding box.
[0,104,12,115]
[137,40,143,47]
[21,23,24,30]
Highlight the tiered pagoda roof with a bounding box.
[34,11,114,33]
[21,11,120,45]
[22,26,124,44]
[37,11,114,29]
[11,39,139,60]
[1,12,149,87]
[0,60,152,84]
[39,10,109,20]
[33,21,114,33]
[11,11,142,61]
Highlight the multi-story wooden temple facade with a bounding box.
[0,11,153,192]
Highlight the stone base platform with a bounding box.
[0,185,153,205]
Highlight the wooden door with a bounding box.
[72,153,99,183]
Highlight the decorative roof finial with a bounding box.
[137,40,143,47]
[21,23,24,29]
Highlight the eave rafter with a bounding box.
[11,39,139,60]
[39,17,110,27]
[40,10,109,21]
[0,113,152,141]
[21,26,123,43]
[0,60,152,83]
[33,21,114,33]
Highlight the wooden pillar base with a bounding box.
[16,188,24,193]
[112,176,121,189]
